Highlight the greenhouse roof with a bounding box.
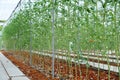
[0,0,20,21]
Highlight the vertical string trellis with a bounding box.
[18,0,22,60]
[118,2,120,79]
[77,1,83,79]
[114,1,120,79]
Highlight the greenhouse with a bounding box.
[0,0,120,80]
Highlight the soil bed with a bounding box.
[1,50,119,80]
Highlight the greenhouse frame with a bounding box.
[1,0,120,80]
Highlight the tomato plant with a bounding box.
[2,0,120,79]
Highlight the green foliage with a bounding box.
[0,20,6,23]
[0,25,2,31]
[2,1,120,53]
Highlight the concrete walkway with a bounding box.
[0,52,30,80]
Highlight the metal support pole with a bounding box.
[28,0,32,66]
[52,0,55,78]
